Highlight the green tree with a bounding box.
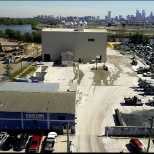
[0,30,4,37]
[4,64,13,76]
[130,32,150,44]
[22,32,33,42]
[32,31,41,43]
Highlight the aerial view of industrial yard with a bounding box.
[0,0,154,153]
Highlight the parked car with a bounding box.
[13,133,29,151]
[148,97,154,106]
[44,139,55,152]
[29,132,43,153]
[0,133,17,151]
[36,61,44,65]
[44,132,57,152]
[130,138,146,153]
[143,72,153,77]
[46,132,57,142]
[0,132,7,146]
[32,61,44,66]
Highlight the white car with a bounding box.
[0,132,7,146]
[143,72,153,77]
[32,61,44,66]
[36,61,44,65]
[44,132,57,152]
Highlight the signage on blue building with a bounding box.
[22,112,47,120]
[26,114,45,119]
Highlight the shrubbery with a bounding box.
[129,32,150,44]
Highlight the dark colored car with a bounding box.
[13,133,29,151]
[130,138,146,153]
[0,133,17,151]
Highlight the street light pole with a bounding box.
[67,121,70,153]
[147,117,154,153]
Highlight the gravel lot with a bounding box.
[43,48,154,152]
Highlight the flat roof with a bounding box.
[42,28,107,33]
[0,82,59,92]
[0,91,76,114]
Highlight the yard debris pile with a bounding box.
[121,109,154,127]
[107,42,121,48]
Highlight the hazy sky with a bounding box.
[0,1,153,18]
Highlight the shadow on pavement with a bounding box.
[125,143,134,153]
[113,114,120,126]
[25,136,32,153]
[40,137,46,153]
[120,102,127,106]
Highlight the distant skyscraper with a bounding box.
[126,15,130,20]
[150,11,153,17]
[108,11,111,21]
[97,16,100,20]
[105,16,108,20]
[115,16,118,20]
[136,9,139,18]
[142,10,146,20]
[119,15,122,20]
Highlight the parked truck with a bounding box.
[124,96,144,106]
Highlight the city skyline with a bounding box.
[0,1,154,18]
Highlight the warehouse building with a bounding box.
[42,26,108,62]
[0,83,76,134]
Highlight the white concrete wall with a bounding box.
[42,30,108,62]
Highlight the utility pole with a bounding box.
[20,54,22,77]
[96,60,97,70]
[147,117,154,153]
[67,121,70,153]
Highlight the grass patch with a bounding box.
[21,66,36,78]
[8,64,35,80]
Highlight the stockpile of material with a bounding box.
[107,42,121,48]
[121,109,154,127]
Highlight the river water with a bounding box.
[0,24,35,34]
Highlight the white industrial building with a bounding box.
[42,25,108,63]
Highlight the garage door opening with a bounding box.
[44,54,50,62]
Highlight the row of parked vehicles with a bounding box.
[0,131,57,153]
[124,95,154,106]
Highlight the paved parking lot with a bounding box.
[0,133,73,153]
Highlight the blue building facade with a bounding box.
[0,111,75,134]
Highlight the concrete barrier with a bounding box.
[115,108,126,126]
[105,126,154,137]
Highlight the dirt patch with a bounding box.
[107,55,131,67]
[70,63,84,85]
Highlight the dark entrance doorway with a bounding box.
[44,54,50,62]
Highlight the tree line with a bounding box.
[0,17,38,26]
[0,28,41,43]
[108,32,150,45]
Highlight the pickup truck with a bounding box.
[29,132,43,153]
[44,132,57,152]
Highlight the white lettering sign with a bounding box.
[25,114,45,119]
